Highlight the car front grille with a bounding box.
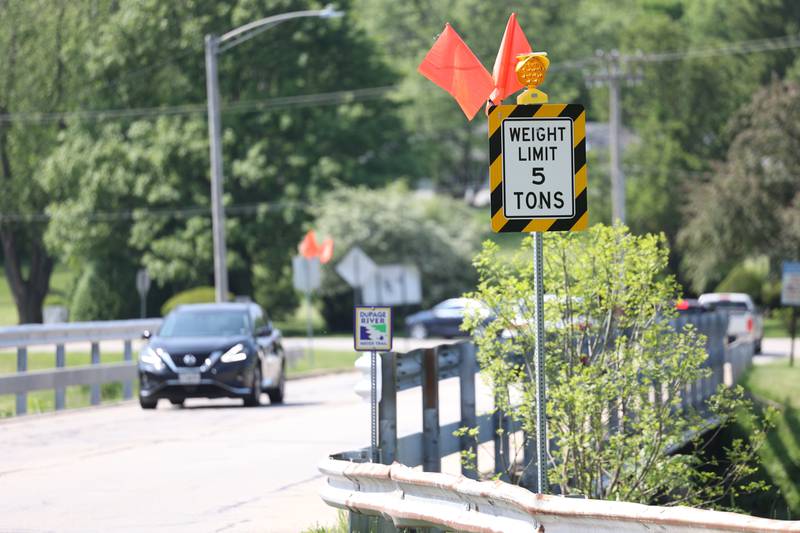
[169,352,211,368]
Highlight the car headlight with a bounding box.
[220,343,247,363]
[139,346,166,371]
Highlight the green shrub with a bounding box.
[160,286,231,316]
[313,184,485,331]
[70,261,137,321]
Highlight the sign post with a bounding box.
[487,52,588,493]
[135,269,151,319]
[292,256,321,365]
[354,306,392,462]
[782,261,800,367]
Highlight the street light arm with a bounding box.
[217,5,342,53]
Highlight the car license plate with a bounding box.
[178,372,201,385]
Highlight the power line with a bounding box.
[2,33,799,125]
[0,86,397,125]
[0,200,305,224]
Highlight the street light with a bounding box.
[205,4,343,303]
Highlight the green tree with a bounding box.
[0,0,108,322]
[679,80,800,292]
[313,184,483,330]
[35,0,413,318]
[463,224,769,506]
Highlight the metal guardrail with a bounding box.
[0,319,160,415]
[0,319,162,348]
[322,311,756,531]
[319,458,800,533]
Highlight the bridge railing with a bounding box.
[322,310,755,531]
[0,319,162,415]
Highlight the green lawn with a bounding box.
[287,349,358,377]
[0,271,17,325]
[738,362,800,518]
[763,316,792,338]
[0,350,129,417]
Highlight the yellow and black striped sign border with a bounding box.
[488,104,587,233]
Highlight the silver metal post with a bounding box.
[608,75,625,224]
[532,232,547,492]
[370,350,378,462]
[306,289,314,367]
[55,344,65,410]
[205,35,229,303]
[16,346,27,415]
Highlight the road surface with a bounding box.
[0,369,492,533]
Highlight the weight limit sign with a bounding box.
[488,103,587,233]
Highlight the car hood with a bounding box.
[148,335,250,354]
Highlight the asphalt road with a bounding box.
[0,369,492,533]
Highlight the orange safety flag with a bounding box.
[490,13,532,104]
[298,230,320,259]
[418,23,494,120]
[318,238,334,264]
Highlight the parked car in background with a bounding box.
[698,293,763,353]
[405,298,487,339]
[138,302,286,409]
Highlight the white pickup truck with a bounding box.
[698,293,764,353]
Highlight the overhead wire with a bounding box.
[2,33,800,125]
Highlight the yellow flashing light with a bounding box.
[515,52,550,104]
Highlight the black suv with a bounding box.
[138,302,286,409]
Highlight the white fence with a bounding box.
[320,458,800,532]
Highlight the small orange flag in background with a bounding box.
[418,23,494,120]
[298,230,320,259]
[299,230,334,263]
[490,13,532,104]
[318,238,334,264]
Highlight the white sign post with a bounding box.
[292,256,322,365]
[136,269,151,318]
[354,306,392,463]
[782,261,800,367]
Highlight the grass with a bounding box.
[0,350,130,417]
[763,316,792,338]
[735,361,800,518]
[287,349,359,377]
[0,270,17,326]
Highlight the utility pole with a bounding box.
[585,50,641,224]
[204,5,342,303]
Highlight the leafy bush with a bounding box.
[161,286,231,316]
[463,224,770,507]
[313,184,485,331]
[69,261,137,321]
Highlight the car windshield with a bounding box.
[159,310,251,338]
[705,301,749,312]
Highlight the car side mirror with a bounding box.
[256,323,273,337]
[141,330,152,340]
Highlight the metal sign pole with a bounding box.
[303,259,314,367]
[370,349,378,462]
[532,232,547,493]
